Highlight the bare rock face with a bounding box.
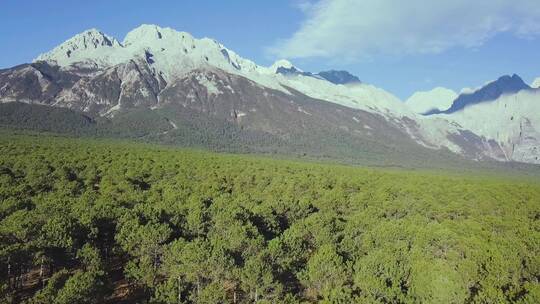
[1,59,168,116]
[511,118,540,163]
[0,63,77,104]
[159,69,403,140]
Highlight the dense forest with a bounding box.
[0,132,539,303]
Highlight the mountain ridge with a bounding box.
[1,24,538,165]
[429,74,532,115]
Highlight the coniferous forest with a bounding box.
[0,133,539,304]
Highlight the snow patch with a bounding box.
[104,103,121,117]
[297,106,312,116]
[168,120,178,129]
[196,74,221,95]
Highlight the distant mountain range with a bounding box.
[424,74,533,115]
[0,24,538,165]
[274,64,362,85]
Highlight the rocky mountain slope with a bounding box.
[434,90,540,163]
[0,24,538,165]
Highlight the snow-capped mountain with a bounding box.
[439,74,531,114]
[35,25,283,89]
[31,25,403,113]
[435,90,540,163]
[272,65,361,85]
[1,24,539,165]
[405,87,457,115]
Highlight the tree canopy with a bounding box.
[0,133,539,303]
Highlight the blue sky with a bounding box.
[2,0,539,99]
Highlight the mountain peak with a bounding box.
[270,59,297,72]
[32,24,271,83]
[492,74,528,89]
[124,24,164,41]
[122,24,194,46]
[440,74,531,114]
[35,28,121,65]
[499,74,525,84]
[45,27,118,49]
[79,28,106,37]
[270,59,312,77]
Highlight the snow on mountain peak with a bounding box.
[35,28,121,65]
[62,28,119,47]
[123,24,195,47]
[270,59,295,72]
[406,87,457,114]
[33,24,418,117]
[35,25,258,78]
[123,24,165,45]
[442,74,530,114]
[26,24,498,161]
[15,24,540,164]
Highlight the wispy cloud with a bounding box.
[270,0,540,60]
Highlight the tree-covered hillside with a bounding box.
[4,102,531,171]
[0,133,539,303]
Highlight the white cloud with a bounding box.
[271,0,540,60]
